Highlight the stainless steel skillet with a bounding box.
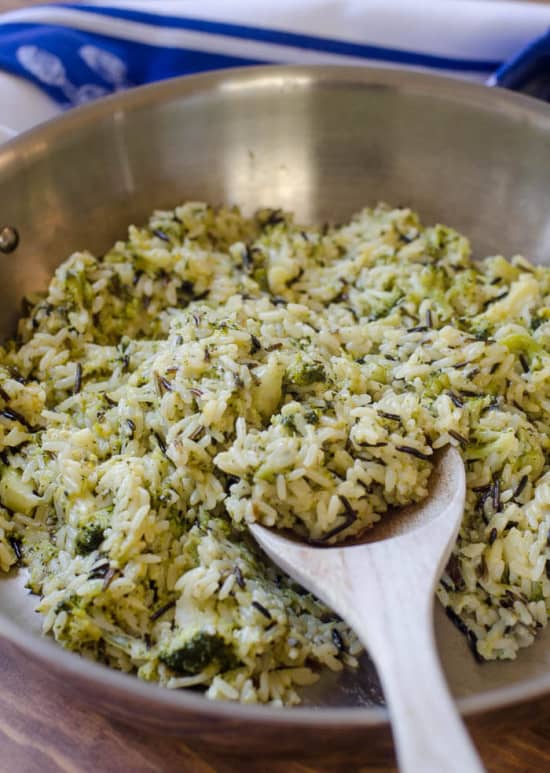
[0,65,548,757]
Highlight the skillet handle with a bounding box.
[488,28,550,102]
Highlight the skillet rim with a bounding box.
[0,63,549,729]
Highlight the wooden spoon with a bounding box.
[250,446,484,772]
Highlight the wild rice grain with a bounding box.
[252,601,272,620]
[2,200,548,702]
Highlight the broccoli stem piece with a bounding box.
[159,631,237,675]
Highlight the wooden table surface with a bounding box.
[1,0,550,770]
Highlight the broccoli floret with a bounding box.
[75,523,105,555]
[424,224,469,266]
[366,287,404,321]
[54,593,78,614]
[457,315,492,341]
[280,414,297,433]
[159,631,237,675]
[530,582,544,602]
[252,267,269,291]
[304,409,319,425]
[287,359,326,386]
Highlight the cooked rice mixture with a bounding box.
[0,202,549,705]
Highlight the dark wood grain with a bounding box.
[1,636,550,773]
[1,0,550,769]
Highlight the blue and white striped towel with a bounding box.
[0,0,549,109]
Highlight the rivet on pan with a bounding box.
[0,225,19,254]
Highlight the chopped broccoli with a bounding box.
[252,266,269,291]
[75,523,105,555]
[159,631,237,675]
[424,224,469,266]
[458,315,492,341]
[280,414,297,433]
[287,359,326,386]
[530,582,544,602]
[499,331,541,359]
[366,287,403,321]
[304,409,320,425]
[54,593,78,614]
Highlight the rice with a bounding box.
[0,201,548,704]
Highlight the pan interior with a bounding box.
[0,65,549,719]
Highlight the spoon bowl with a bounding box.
[250,446,484,772]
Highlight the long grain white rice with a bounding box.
[0,201,548,704]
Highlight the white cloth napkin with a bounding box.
[0,1,548,135]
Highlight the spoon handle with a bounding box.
[249,448,482,771]
[344,556,484,772]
